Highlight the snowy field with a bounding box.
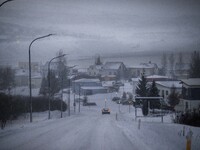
[1,83,200,150]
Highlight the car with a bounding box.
[102,108,110,114]
[112,97,120,101]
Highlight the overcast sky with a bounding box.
[0,0,200,66]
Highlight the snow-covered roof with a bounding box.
[131,78,140,82]
[81,86,107,90]
[102,81,115,87]
[89,65,103,70]
[181,78,200,86]
[103,62,123,70]
[74,78,100,83]
[156,81,182,88]
[146,75,169,79]
[128,62,157,69]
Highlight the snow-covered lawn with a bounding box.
[1,83,200,150]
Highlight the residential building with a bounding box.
[87,65,103,76]
[128,61,158,78]
[178,78,200,112]
[155,81,182,104]
[72,78,105,95]
[101,62,127,80]
[18,62,41,73]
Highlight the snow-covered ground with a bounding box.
[1,83,200,150]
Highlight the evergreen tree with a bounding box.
[136,74,148,97]
[148,80,160,110]
[47,70,60,97]
[122,91,127,100]
[189,51,200,78]
[57,50,68,88]
[159,53,167,76]
[168,85,180,108]
[136,74,149,116]
[39,77,48,96]
[168,53,175,78]
[0,66,15,92]
[95,55,102,65]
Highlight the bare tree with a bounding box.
[178,52,183,64]
[189,51,200,78]
[159,53,167,76]
[168,53,175,78]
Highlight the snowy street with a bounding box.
[1,91,200,150]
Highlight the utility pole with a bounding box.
[68,79,71,116]
[73,79,76,113]
[79,84,81,112]
[61,76,63,118]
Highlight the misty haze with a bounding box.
[0,0,200,150]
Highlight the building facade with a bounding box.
[179,78,200,112]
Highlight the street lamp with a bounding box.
[0,0,14,7]
[48,54,66,119]
[105,98,107,108]
[29,34,54,122]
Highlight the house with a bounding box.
[87,65,103,76]
[174,63,190,79]
[15,62,42,87]
[101,62,127,80]
[15,69,42,88]
[155,81,182,104]
[80,86,108,95]
[72,78,107,95]
[15,69,28,87]
[178,78,200,112]
[18,62,41,73]
[128,61,158,78]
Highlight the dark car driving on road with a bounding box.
[102,108,110,114]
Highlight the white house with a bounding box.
[155,81,182,104]
[178,78,200,112]
[101,62,127,80]
[87,65,103,76]
[128,62,158,78]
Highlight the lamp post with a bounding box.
[29,34,54,122]
[48,54,66,119]
[0,0,14,7]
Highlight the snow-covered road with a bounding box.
[0,111,139,150]
[1,92,200,150]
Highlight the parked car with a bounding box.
[112,97,120,101]
[102,108,110,114]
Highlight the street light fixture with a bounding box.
[29,34,54,122]
[48,54,66,119]
[0,0,14,7]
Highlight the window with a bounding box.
[185,102,188,109]
[166,90,168,96]
[162,90,164,98]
